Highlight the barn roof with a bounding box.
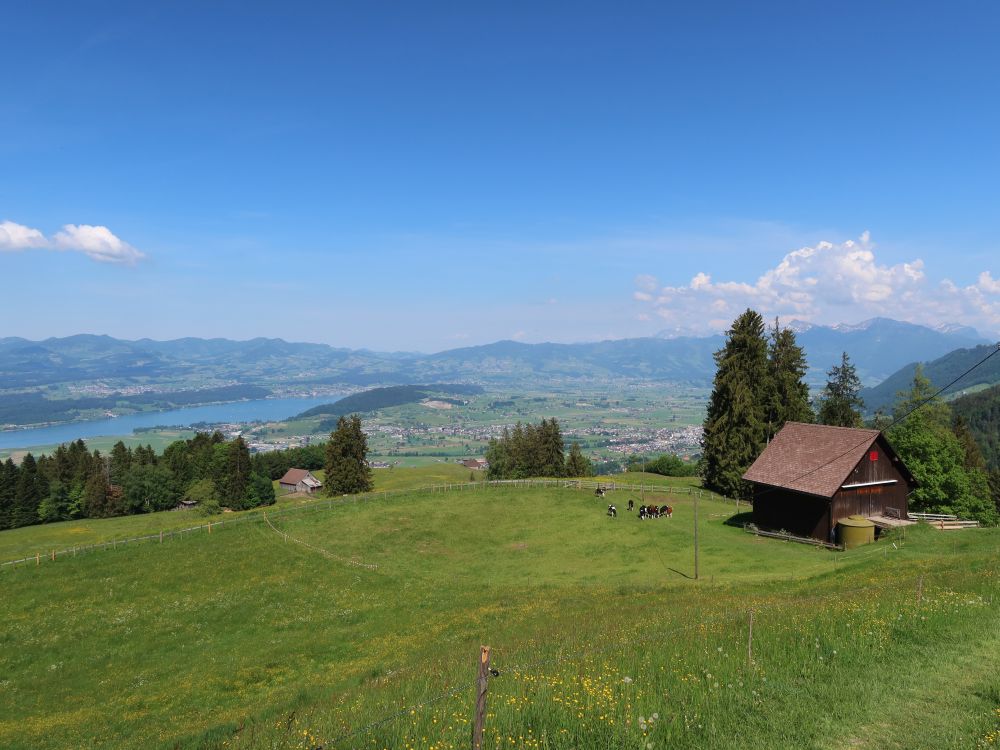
[742,422,889,498]
[278,468,313,485]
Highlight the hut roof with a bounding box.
[278,468,313,485]
[742,422,886,498]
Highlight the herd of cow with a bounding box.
[596,488,672,519]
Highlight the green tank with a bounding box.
[837,517,875,549]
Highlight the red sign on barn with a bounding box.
[869,450,879,461]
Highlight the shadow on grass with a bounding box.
[723,512,753,528]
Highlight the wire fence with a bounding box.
[0,477,730,572]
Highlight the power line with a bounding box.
[750,342,1000,503]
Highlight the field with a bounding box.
[1,476,999,749]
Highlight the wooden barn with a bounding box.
[277,468,323,495]
[742,422,917,543]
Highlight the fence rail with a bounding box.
[743,524,843,550]
[0,477,738,571]
[908,512,980,529]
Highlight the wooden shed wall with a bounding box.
[752,488,832,541]
[830,438,909,522]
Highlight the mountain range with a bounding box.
[0,318,990,396]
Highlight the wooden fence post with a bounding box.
[747,610,754,665]
[159,530,163,543]
[36,552,40,566]
[51,550,55,562]
[916,575,924,607]
[471,645,492,750]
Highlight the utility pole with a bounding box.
[694,489,700,580]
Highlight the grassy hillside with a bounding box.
[1,484,998,749]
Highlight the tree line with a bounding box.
[0,432,275,530]
[485,418,593,479]
[701,309,999,524]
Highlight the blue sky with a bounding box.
[2,1,998,350]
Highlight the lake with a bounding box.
[0,396,341,451]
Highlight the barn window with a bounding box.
[869,450,878,461]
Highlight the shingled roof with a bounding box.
[742,422,883,498]
[278,468,315,486]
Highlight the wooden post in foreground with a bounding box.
[36,552,40,566]
[916,575,924,607]
[693,491,700,580]
[747,610,754,665]
[472,645,492,750]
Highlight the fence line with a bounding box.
[262,510,378,569]
[0,477,734,572]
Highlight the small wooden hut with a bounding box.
[742,422,917,542]
[277,468,323,495]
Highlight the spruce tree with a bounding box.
[82,472,110,517]
[217,436,252,507]
[701,309,769,500]
[0,458,17,530]
[109,441,132,485]
[538,418,566,476]
[12,453,46,527]
[765,320,813,438]
[565,442,593,477]
[485,429,512,480]
[818,352,865,427]
[324,415,373,495]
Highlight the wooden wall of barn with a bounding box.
[752,487,832,541]
[830,437,909,522]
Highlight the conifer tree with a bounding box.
[0,458,17,530]
[82,472,110,517]
[701,309,769,500]
[565,442,593,477]
[818,352,865,427]
[217,436,252,507]
[12,453,47,527]
[109,441,132,486]
[765,320,813,438]
[324,415,373,495]
[538,418,566,477]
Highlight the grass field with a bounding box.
[1,481,998,749]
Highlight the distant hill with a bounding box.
[859,344,1000,414]
[0,334,411,389]
[0,319,988,406]
[296,384,484,426]
[952,383,1000,471]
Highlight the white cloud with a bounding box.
[0,219,144,265]
[53,224,144,264]
[635,232,1000,336]
[0,220,47,250]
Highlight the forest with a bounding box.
[0,432,275,530]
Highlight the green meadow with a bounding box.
[1,478,998,749]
